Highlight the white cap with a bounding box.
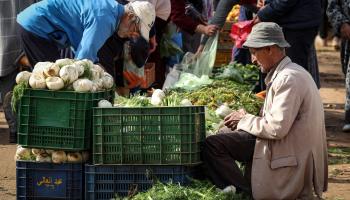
[127,0,171,21]
[128,1,155,41]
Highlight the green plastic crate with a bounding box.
[18,89,113,150]
[93,106,206,165]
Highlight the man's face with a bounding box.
[249,47,273,73]
[117,14,140,39]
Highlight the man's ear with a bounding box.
[127,12,136,20]
[267,46,274,55]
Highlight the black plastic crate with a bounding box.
[16,161,84,200]
[85,165,195,199]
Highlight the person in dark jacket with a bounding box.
[198,0,258,47]
[0,0,40,143]
[327,0,350,132]
[254,0,322,87]
[170,0,218,37]
[150,0,218,88]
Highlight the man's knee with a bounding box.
[202,133,233,157]
[202,134,222,157]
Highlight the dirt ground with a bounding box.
[0,45,349,200]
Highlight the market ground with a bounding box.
[0,46,349,199]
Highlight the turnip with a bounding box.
[101,72,114,89]
[15,71,32,84]
[32,62,54,76]
[52,151,67,164]
[55,58,74,68]
[73,61,90,77]
[29,74,46,89]
[36,153,52,163]
[90,69,101,81]
[32,149,45,156]
[59,65,79,84]
[67,152,82,163]
[46,77,64,91]
[90,64,104,81]
[180,99,192,106]
[151,95,162,106]
[73,79,93,92]
[151,89,165,106]
[215,103,233,119]
[98,100,113,108]
[15,146,32,161]
[152,89,165,98]
[43,64,60,77]
[91,79,104,92]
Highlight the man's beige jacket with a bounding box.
[238,57,328,199]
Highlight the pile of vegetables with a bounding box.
[111,62,262,135]
[114,180,248,200]
[212,62,259,84]
[167,79,262,135]
[14,145,89,164]
[12,59,114,111]
[113,89,193,108]
[112,81,262,135]
[169,79,260,113]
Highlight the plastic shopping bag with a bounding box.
[190,32,219,77]
[230,20,254,48]
[123,41,145,89]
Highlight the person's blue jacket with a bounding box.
[17,0,125,62]
[258,0,321,30]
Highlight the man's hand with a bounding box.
[196,24,218,36]
[224,109,247,130]
[149,35,157,54]
[340,23,350,39]
[257,0,265,9]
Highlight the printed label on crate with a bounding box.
[34,172,66,196]
[37,176,63,188]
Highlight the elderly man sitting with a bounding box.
[202,22,328,199]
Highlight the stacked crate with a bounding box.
[16,89,113,200]
[215,22,234,66]
[86,106,206,199]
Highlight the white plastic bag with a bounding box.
[169,33,219,79]
[123,41,144,88]
[162,64,182,91]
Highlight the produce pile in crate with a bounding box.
[13,58,114,150]
[87,62,262,199]
[15,146,89,164]
[13,58,115,200]
[88,89,207,199]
